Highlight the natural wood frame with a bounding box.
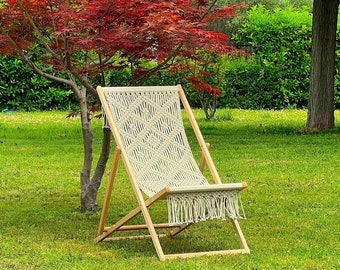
[95,84,249,260]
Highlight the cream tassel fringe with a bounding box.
[167,190,245,226]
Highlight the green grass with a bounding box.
[0,110,339,269]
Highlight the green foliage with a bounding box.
[0,110,339,268]
[224,5,312,109]
[105,68,132,87]
[217,0,313,10]
[254,0,313,10]
[4,4,340,113]
[0,55,77,111]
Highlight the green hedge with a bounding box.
[0,55,76,111]
[221,5,312,109]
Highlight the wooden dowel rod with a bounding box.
[103,223,179,232]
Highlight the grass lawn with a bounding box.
[0,109,339,269]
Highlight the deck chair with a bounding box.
[95,85,249,260]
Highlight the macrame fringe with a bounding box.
[167,190,245,226]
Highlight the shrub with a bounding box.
[223,5,312,109]
[0,55,77,111]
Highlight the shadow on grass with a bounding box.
[196,121,340,137]
[97,221,242,259]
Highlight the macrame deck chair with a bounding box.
[95,85,249,260]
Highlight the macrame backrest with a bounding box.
[103,86,208,197]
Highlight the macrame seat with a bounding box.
[95,85,249,260]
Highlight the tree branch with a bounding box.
[132,45,183,85]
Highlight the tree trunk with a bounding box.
[306,0,339,130]
[78,90,111,212]
[9,47,110,212]
[79,91,94,211]
[81,127,111,212]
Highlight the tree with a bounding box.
[306,0,339,130]
[0,0,241,211]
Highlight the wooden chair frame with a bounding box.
[95,85,249,260]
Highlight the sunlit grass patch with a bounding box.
[0,110,339,269]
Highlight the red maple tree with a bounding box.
[0,0,242,211]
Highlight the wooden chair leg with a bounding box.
[140,201,166,260]
[231,219,250,253]
[97,147,121,235]
[95,205,143,242]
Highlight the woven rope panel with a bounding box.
[104,87,208,197]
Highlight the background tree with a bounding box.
[0,0,241,211]
[306,0,339,130]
